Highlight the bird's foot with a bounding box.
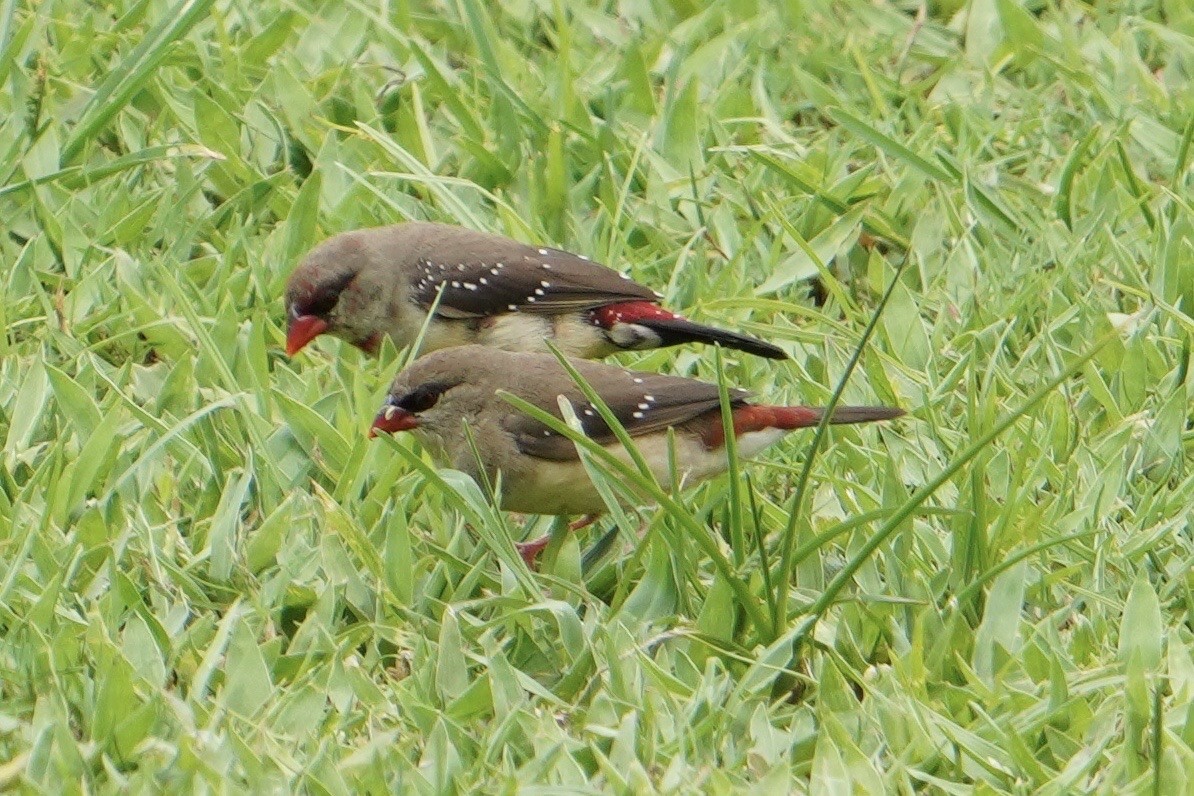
[516,535,552,566]
[517,515,602,566]
[568,513,600,532]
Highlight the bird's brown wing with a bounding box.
[406,227,658,318]
[504,362,751,461]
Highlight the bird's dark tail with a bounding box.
[590,302,787,360]
[637,316,789,360]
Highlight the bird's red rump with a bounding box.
[589,301,678,328]
[761,405,825,430]
[698,404,904,448]
[698,405,822,448]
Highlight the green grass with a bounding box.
[1,0,1191,791]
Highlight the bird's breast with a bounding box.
[470,313,610,357]
[493,428,787,516]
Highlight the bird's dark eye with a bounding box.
[395,381,453,413]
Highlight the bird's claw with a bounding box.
[516,535,552,566]
[568,514,599,532]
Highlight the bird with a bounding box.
[284,222,787,361]
[368,345,903,563]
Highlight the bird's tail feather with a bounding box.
[635,316,788,360]
[700,403,904,447]
[768,405,906,429]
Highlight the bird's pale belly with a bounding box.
[494,430,788,516]
[472,313,613,358]
[394,312,615,359]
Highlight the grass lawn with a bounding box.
[1,0,1191,791]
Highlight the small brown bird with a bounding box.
[369,346,903,562]
[285,222,786,360]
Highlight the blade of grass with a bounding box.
[772,260,906,637]
[712,346,746,565]
[827,107,954,183]
[374,433,543,596]
[788,335,1113,645]
[61,0,217,163]
[747,149,910,250]
[1055,127,1099,230]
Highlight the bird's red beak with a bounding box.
[369,405,419,438]
[286,314,329,356]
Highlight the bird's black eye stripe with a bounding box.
[393,381,455,413]
[299,271,358,317]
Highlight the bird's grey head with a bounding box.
[284,231,396,356]
[370,348,499,451]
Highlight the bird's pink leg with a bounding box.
[568,513,600,532]
[516,514,601,565]
[516,535,552,565]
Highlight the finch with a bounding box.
[285,222,787,360]
[369,345,902,562]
